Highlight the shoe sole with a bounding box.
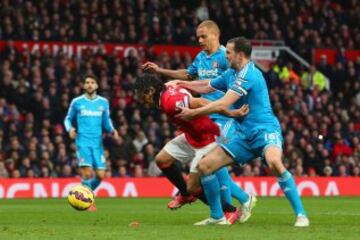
[294,224,310,227]
[194,219,230,226]
[168,200,196,210]
[294,220,310,227]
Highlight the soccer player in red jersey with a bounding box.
[134,73,248,224]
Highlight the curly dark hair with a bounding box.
[134,73,166,106]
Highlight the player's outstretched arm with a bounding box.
[142,61,191,80]
[167,79,214,94]
[188,96,211,109]
[176,90,240,121]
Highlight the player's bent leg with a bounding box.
[196,174,227,225]
[187,171,240,224]
[156,149,187,196]
[214,168,244,224]
[215,167,233,205]
[190,142,237,217]
[213,152,255,224]
[186,168,240,224]
[265,146,309,227]
[197,147,234,175]
[195,147,234,225]
[216,119,253,223]
[156,149,194,209]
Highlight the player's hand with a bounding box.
[69,128,77,139]
[176,107,195,121]
[165,80,183,88]
[142,61,160,73]
[112,130,120,140]
[230,104,249,118]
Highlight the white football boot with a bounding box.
[294,215,310,227]
[194,217,230,226]
[239,194,257,223]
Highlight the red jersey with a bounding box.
[160,86,220,148]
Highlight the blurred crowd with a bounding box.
[0,0,359,178]
[1,0,359,61]
[1,41,359,179]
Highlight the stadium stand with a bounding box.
[0,0,359,178]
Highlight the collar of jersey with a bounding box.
[82,94,99,101]
[236,60,253,74]
[204,45,223,58]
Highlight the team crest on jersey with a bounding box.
[175,101,185,109]
[212,61,218,68]
[98,106,104,111]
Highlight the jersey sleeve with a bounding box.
[186,54,200,77]
[102,100,115,133]
[64,99,77,132]
[230,66,253,96]
[209,70,229,93]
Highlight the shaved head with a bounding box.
[197,20,220,37]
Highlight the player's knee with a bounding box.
[155,153,172,169]
[264,147,284,171]
[266,156,277,168]
[155,155,166,168]
[82,173,92,180]
[266,156,285,174]
[81,168,92,179]
[197,160,212,176]
[96,171,106,180]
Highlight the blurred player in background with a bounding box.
[64,74,119,211]
[143,21,253,221]
[176,37,309,227]
[134,73,249,224]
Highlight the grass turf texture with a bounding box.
[0,197,359,240]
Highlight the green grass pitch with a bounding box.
[0,197,359,240]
